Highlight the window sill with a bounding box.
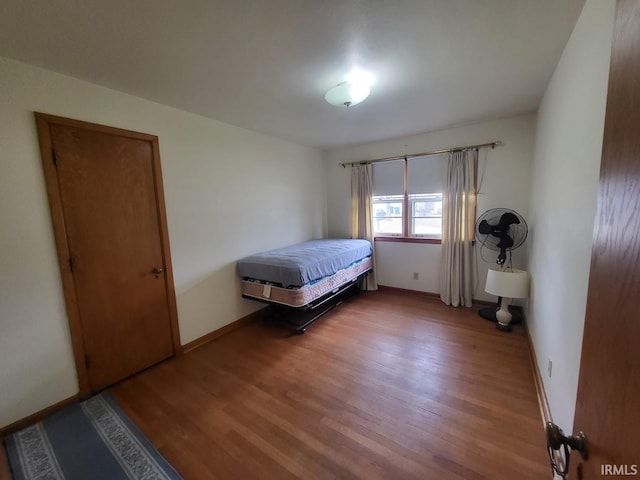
[374,236,442,245]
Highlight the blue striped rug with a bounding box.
[4,392,182,480]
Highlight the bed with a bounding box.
[237,238,373,333]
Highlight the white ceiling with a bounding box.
[0,1,585,150]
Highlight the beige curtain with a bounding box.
[440,149,477,307]
[351,164,378,290]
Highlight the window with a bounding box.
[372,155,445,240]
[373,195,404,235]
[410,193,442,235]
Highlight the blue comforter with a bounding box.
[237,239,372,287]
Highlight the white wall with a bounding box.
[326,114,536,301]
[526,0,614,433]
[0,57,326,428]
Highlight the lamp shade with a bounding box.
[485,268,529,299]
[324,81,370,107]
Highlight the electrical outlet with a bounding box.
[413,272,419,280]
[547,359,553,378]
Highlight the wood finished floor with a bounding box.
[110,290,549,479]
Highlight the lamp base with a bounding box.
[478,305,523,325]
[496,322,513,333]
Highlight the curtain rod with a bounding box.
[338,140,503,168]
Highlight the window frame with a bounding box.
[409,193,443,237]
[372,155,477,245]
[372,195,404,236]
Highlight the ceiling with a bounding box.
[0,0,585,150]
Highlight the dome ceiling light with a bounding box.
[324,80,371,108]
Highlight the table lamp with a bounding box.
[484,268,529,332]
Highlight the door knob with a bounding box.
[545,422,588,479]
[152,267,164,278]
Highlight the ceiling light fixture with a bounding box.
[324,80,371,108]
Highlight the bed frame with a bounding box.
[242,269,370,334]
[238,239,373,334]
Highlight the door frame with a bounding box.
[34,112,182,397]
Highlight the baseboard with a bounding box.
[377,285,441,299]
[472,298,499,307]
[377,285,496,307]
[524,323,553,425]
[0,394,80,437]
[182,307,267,354]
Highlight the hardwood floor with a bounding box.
[110,289,549,479]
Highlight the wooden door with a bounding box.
[35,113,181,394]
[570,1,640,478]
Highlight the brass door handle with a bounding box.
[545,422,588,479]
[152,267,164,278]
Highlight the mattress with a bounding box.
[236,238,372,287]
[241,256,372,308]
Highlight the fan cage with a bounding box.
[475,208,528,266]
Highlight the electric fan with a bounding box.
[476,208,528,266]
[476,208,528,327]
